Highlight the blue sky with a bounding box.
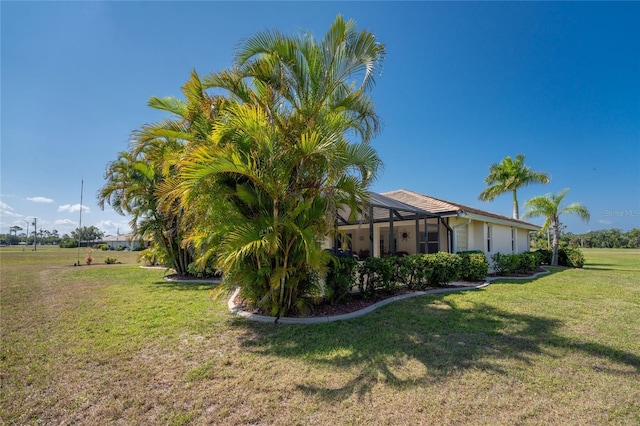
[2,1,639,237]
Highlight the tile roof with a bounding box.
[382,189,540,229]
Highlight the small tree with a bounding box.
[71,226,105,245]
[522,189,590,266]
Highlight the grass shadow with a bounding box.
[153,280,218,291]
[583,266,639,272]
[232,293,640,401]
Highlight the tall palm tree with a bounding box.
[99,71,228,276]
[479,153,550,219]
[522,188,590,266]
[177,15,385,316]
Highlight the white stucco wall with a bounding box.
[490,224,514,255]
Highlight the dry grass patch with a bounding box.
[1,247,639,424]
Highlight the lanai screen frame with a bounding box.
[335,192,452,256]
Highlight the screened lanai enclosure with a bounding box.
[328,192,457,259]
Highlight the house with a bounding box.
[99,234,143,250]
[328,189,540,265]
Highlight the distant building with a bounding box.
[98,234,143,250]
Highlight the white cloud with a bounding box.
[598,219,613,225]
[58,204,90,213]
[27,196,54,203]
[96,220,131,235]
[0,202,22,218]
[55,219,76,225]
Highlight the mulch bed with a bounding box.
[164,274,221,282]
[233,285,463,318]
[200,269,544,318]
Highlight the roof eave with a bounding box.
[460,211,541,231]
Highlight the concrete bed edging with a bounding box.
[228,282,490,325]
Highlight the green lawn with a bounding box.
[1,247,638,425]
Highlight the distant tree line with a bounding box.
[534,228,640,249]
[1,227,62,246]
[0,226,105,247]
[560,228,640,249]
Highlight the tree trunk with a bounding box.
[512,190,519,219]
[551,218,560,266]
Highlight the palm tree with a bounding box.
[98,146,194,275]
[522,188,590,266]
[9,226,22,237]
[177,15,385,316]
[99,71,226,276]
[479,154,550,219]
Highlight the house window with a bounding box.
[427,231,439,254]
[511,228,516,253]
[419,232,426,254]
[380,238,385,254]
[487,224,492,252]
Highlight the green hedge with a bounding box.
[423,252,462,286]
[325,257,358,303]
[491,252,543,275]
[563,247,585,268]
[351,252,470,298]
[534,247,585,268]
[324,250,546,304]
[459,252,489,281]
[357,257,395,297]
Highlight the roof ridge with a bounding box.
[384,189,461,209]
[382,189,539,228]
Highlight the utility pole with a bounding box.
[77,179,84,266]
[32,218,37,251]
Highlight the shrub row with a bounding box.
[324,251,490,302]
[490,252,542,275]
[534,247,585,268]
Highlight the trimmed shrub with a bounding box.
[423,252,462,286]
[404,254,429,290]
[518,252,540,272]
[535,247,584,268]
[491,253,520,275]
[325,257,358,303]
[563,247,585,268]
[390,256,412,289]
[535,248,553,265]
[357,256,394,297]
[104,256,118,264]
[459,252,489,281]
[457,250,483,255]
[492,252,543,275]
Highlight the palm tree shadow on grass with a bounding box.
[233,295,640,401]
[152,280,218,291]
